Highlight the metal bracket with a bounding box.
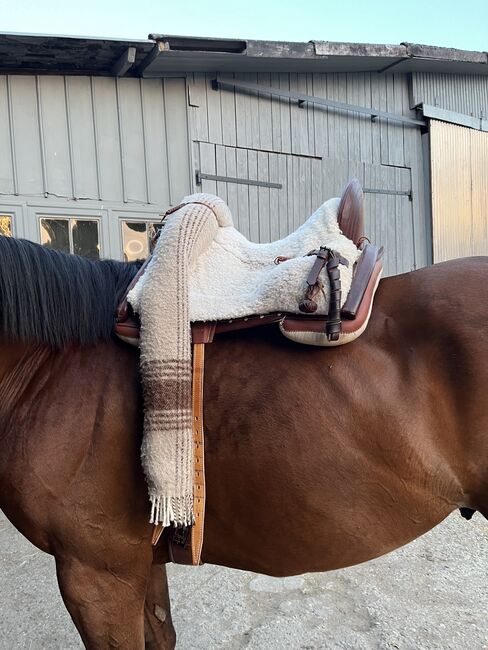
[212,77,425,128]
[364,188,413,201]
[196,170,282,189]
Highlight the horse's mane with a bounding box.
[0,235,139,349]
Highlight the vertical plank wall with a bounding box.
[411,72,488,120]
[430,120,488,262]
[0,75,190,208]
[188,71,429,275]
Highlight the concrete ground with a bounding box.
[1,510,487,649]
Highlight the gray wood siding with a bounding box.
[196,142,415,275]
[189,72,428,275]
[411,72,488,120]
[0,75,190,207]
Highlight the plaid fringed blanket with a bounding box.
[128,195,233,526]
[128,193,359,527]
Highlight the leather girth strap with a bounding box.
[155,342,207,565]
[190,342,206,564]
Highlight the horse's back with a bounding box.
[201,257,488,574]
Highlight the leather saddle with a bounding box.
[115,179,383,347]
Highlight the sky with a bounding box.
[1,0,487,52]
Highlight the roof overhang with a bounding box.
[0,32,487,77]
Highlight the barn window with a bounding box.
[121,221,163,262]
[0,215,12,236]
[40,217,100,260]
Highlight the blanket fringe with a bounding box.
[149,494,195,527]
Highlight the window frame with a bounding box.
[39,215,102,258]
[0,214,14,237]
[27,205,106,257]
[0,204,26,238]
[115,209,167,261]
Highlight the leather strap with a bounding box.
[191,342,206,565]
[155,343,206,564]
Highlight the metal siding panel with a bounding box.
[236,147,250,237]
[304,155,312,217]
[379,75,392,165]
[141,78,170,206]
[369,74,382,165]
[0,77,15,194]
[470,129,488,256]
[190,73,209,142]
[66,77,99,199]
[257,151,270,241]
[199,141,217,194]
[359,74,373,165]
[311,157,323,213]
[298,156,308,225]
[327,74,348,160]
[277,154,289,238]
[224,145,238,223]
[387,75,406,167]
[279,73,292,155]
[412,72,488,119]
[346,74,361,165]
[163,78,191,204]
[290,73,309,156]
[215,144,228,202]
[220,72,237,147]
[286,151,294,238]
[38,76,72,198]
[257,73,273,151]
[268,152,280,241]
[92,77,124,202]
[430,120,473,262]
[312,73,329,158]
[9,75,44,195]
[362,161,415,275]
[206,72,223,145]
[117,78,147,203]
[270,73,283,153]
[306,73,315,156]
[235,72,252,149]
[247,148,259,241]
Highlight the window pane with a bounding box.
[40,218,70,253]
[0,215,12,236]
[72,220,100,260]
[122,221,149,262]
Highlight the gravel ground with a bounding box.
[1,510,487,649]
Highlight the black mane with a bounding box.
[0,236,139,349]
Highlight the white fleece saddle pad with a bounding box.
[128,193,361,322]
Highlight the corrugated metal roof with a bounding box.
[0,32,487,77]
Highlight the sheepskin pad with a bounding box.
[129,193,360,323]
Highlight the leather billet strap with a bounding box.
[299,247,349,341]
[166,342,206,565]
[190,342,206,565]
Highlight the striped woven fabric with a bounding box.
[130,194,232,526]
[129,192,358,526]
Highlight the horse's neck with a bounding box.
[0,342,52,424]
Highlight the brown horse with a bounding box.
[0,232,487,649]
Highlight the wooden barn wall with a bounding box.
[0,75,190,207]
[411,72,488,119]
[188,72,429,276]
[430,120,488,263]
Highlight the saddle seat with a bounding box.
[115,180,383,347]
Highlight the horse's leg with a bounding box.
[144,564,176,650]
[55,554,151,649]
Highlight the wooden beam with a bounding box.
[111,47,136,77]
